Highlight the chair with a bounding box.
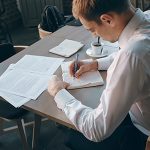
[0,43,30,149]
[0,101,30,150]
[0,43,28,62]
[0,0,12,44]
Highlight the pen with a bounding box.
[74,53,79,77]
[98,37,100,44]
[98,37,103,54]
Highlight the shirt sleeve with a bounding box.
[54,50,144,142]
[97,52,118,70]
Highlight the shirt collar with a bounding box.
[118,9,145,49]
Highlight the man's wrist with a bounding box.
[54,89,76,110]
[54,87,64,97]
[91,60,98,70]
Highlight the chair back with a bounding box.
[0,0,5,17]
[0,43,16,63]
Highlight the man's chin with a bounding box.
[107,39,117,43]
[101,37,118,43]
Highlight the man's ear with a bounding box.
[100,14,115,27]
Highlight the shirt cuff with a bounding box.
[54,89,76,110]
[97,57,111,70]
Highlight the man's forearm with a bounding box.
[91,60,98,71]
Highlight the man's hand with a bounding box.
[48,75,69,97]
[69,60,98,78]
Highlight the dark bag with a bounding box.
[40,5,78,32]
[40,5,65,32]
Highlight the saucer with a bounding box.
[86,48,108,58]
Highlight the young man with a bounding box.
[48,0,150,149]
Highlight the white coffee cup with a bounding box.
[91,41,103,55]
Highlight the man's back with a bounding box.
[117,9,150,135]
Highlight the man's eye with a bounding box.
[90,29,94,32]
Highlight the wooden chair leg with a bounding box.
[16,119,30,150]
[32,114,42,150]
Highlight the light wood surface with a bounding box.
[0,26,106,129]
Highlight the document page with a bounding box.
[13,55,64,75]
[0,65,31,107]
[49,39,84,57]
[0,91,30,108]
[0,55,64,107]
[0,69,50,100]
[61,61,104,89]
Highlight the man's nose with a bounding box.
[92,33,97,37]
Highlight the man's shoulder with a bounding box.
[144,10,150,20]
[126,33,150,58]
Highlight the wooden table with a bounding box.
[0,25,106,149]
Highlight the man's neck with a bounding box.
[124,6,136,27]
[117,6,136,40]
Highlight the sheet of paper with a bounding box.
[61,60,104,89]
[0,91,31,108]
[0,69,50,100]
[49,39,84,57]
[0,65,31,107]
[13,55,64,75]
[0,55,63,107]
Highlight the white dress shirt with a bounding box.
[54,9,150,142]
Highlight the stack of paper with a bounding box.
[49,39,84,57]
[0,55,64,107]
[61,60,104,89]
